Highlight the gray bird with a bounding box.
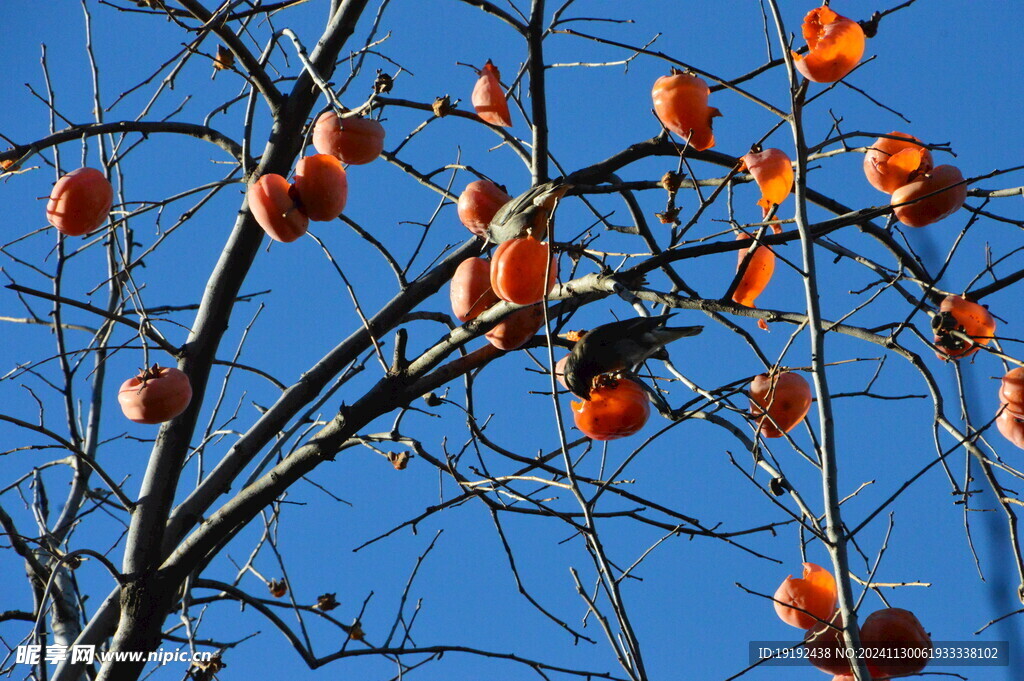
[487,179,571,244]
[563,314,703,399]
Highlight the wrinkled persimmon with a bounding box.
[740,149,793,215]
[891,165,967,228]
[750,371,813,438]
[292,154,348,221]
[457,179,511,237]
[933,294,995,360]
[248,173,309,243]
[490,236,558,305]
[859,608,931,678]
[450,257,500,322]
[118,365,192,425]
[792,7,865,83]
[472,60,512,127]
[46,167,114,237]
[312,111,385,165]
[572,377,650,441]
[773,562,837,630]
[863,132,934,194]
[485,304,544,351]
[651,71,721,151]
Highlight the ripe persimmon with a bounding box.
[292,154,348,221]
[750,371,813,438]
[46,167,114,237]
[792,7,865,83]
[248,173,309,243]
[863,132,934,194]
[997,408,1024,449]
[572,376,650,441]
[490,236,557,306]
[773,562,837,630]
[732,224,782,324]
[651,71,721,151]
[312,111,385,165]
[1000,367,1024,416]
[457,180,511,237]
[859,608,931,678]
[891,165,967,228]
[118,365,192,424]
[933,294,995,360]
[485,304,544,351]
[450,257,500,322]
[740,149,793,215]
[472,60,512,127]
[804,613,854,676]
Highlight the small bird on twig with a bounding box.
[563,314,703,399]
[487,179,571,244]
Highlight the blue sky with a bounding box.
[2,1,1024,680]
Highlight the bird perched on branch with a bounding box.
[563,314,703,399]
[487,179,571,244]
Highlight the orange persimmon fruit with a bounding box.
[312,111,385,165]
[773,562,838,630]
[863,132,934,194]
[859,608,931,678]
[572,376,651,441]
[490,236,558,306]
[472,60,512,127]
[740,148,793,215]
[248,173,309,243]
[891,165,967,228]
[651,71,721,151]
[292,154,348,221]
[933,294,995,360]
[450,257,500,322]
[46,167,114,237]
[485,303,545,351]
[997,408,1024,449]
[732,224,782,330]
[457,179,511,237]
[118,365,192,425]
[792,6,865,83]
[750,371,813,438]
[1000,367,1024,416]
[804,612,854,676]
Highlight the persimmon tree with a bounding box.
[2,2,1024,681]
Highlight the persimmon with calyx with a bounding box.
[891,165,967,228]
[450,257,499,322]
[731,224,782,330]
[773,562,837,630]
[863,132,934,194]
[932,294,995,360]
[118,365,192,424]
[485,304,544,351]
[859,608,931,677]
[997,407,1024,449]
[792,6,865,83]
[46,167,114,236]
[651,71,721,151]
[1000,367,1024,416]
[750,371,813,438]
[457,180,511,237]
[312,111,385,165]
[292,154,348,221]
[472,60,512,127]
[572,376,650,441]
[248,173,309,243]
[490,236,557,306]
[740,148,793,215]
